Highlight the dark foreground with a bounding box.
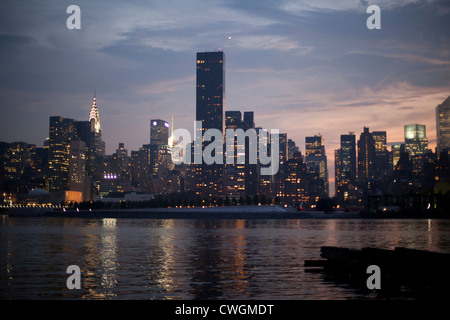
[305,246,450,299]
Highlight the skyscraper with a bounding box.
[279,133,288,163]
[223,110,258,199]
[436,96,450,155]
[225,111,245,199]
[47,94,104,197]
[305,135,329,200]
[89,94,104,156]
[196,51,225,137]
[372,131,389,178]
[47,116,77,192]
[149,120,171,193]
[195,51,225,198]
[404,124,428,157]
[69,139,90,201]
[357,127,376,185]
[243,111,254,129]
[335,133,357,205]
[150,119,169,147]
[278,151,309,206]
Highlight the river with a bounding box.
[1,216,449,299]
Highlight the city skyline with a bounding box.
[1,1,450,196]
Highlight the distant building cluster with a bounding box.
[1,51,449,212]
[335,120,450,211]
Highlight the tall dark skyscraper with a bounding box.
[357,127,376,185]
[436,96,450,155]
[196,51,225,137]
[335,133,357,205]
[195,51,225,198]
[243,111,254,129]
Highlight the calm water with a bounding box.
[1,216,450,300]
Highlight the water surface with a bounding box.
[1,216,449,299]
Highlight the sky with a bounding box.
[1,0,450,195]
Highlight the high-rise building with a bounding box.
[89,94,104,156]
[150,119,170,147]
[436,96,450,155]
[225,111,242,129]
[357,127,376,185]
[46,95,104,199]
[278,151,309,206]
[288,139,299,161]
[47,116,77,192]
[335,133,357,205]
[116,143,130,183]
[225,111,245,199]
[279,133,288,163]
[224,111,258,199]
[404,124,430,175]
[195,51,225,198]
[149,120,171,193]
[130,145,152,193]
[68,139,90,201]
[404,124,428,157]
[196,51,225,137]
[305,135,329,200]
[391,144,405,169]
[243,111,254,129]
[372,131,389,177]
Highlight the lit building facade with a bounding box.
[405,124,428,157]
[47,116,77,192]
[305,134,329,200]
[335,133,357,205]
[224,110,257,199]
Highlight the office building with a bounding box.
[436,96,450,155]
[195,51,225,198]
[305,135,329,200]
[404,124,428,157]
[150,119,170,147]
[372,131,389,177]
[47,116,77,192]
[335,133,357,205]
[357,127,376,186]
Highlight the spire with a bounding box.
[89,90,101,133]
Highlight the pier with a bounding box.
[305,246,450,298]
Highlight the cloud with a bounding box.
[0,0,449,161]
[135,75,195,95]
[277,0,439,14]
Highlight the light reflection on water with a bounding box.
[1,216,450,300]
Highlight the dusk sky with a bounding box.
[1,0,450,194]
